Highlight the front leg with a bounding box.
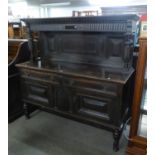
[23,103,30,119]
[113,129,121,151]
[113,108,130,151]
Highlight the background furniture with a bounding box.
[125,37,147,155]
[101,5,147,15]
[8,39,30,122]
[72,10,99,16]
[8,22,22,39]
[8,22,28,39]
[140,15,147,37]
[16,15,138,151]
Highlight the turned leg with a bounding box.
[113,129,121,151]
[23,103,30,119]
[112,108,130,151]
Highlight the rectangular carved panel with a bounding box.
[74,93,115,123]
[21,77,54,107]
[41,33,128,69]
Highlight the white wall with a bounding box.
[8,2,40,18]
[8,0,147,18]
[27,6,40,18]
[8,2,102,18]
[49,6,102,17]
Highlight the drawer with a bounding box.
[72,79,118,97]
[21,78,54,107]
[21,69,59,84]
[21,69,53,80]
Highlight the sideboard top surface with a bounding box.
[16,61,134,84]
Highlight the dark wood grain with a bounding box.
[16,15,138,151]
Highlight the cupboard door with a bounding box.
[73,92,117,124]
[21,78,54,107]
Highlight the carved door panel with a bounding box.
[21,77,54,107]
[73,92,116,124]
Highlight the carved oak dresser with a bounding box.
[16,15,139,151]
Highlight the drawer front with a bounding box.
[73,92,118,124]
[21,78,54,107]
[73,79,118,97]
[21,69,58,84]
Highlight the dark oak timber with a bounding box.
[16,15,138,151]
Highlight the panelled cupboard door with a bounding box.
[21,77,54,107]
[73,91,119,125]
